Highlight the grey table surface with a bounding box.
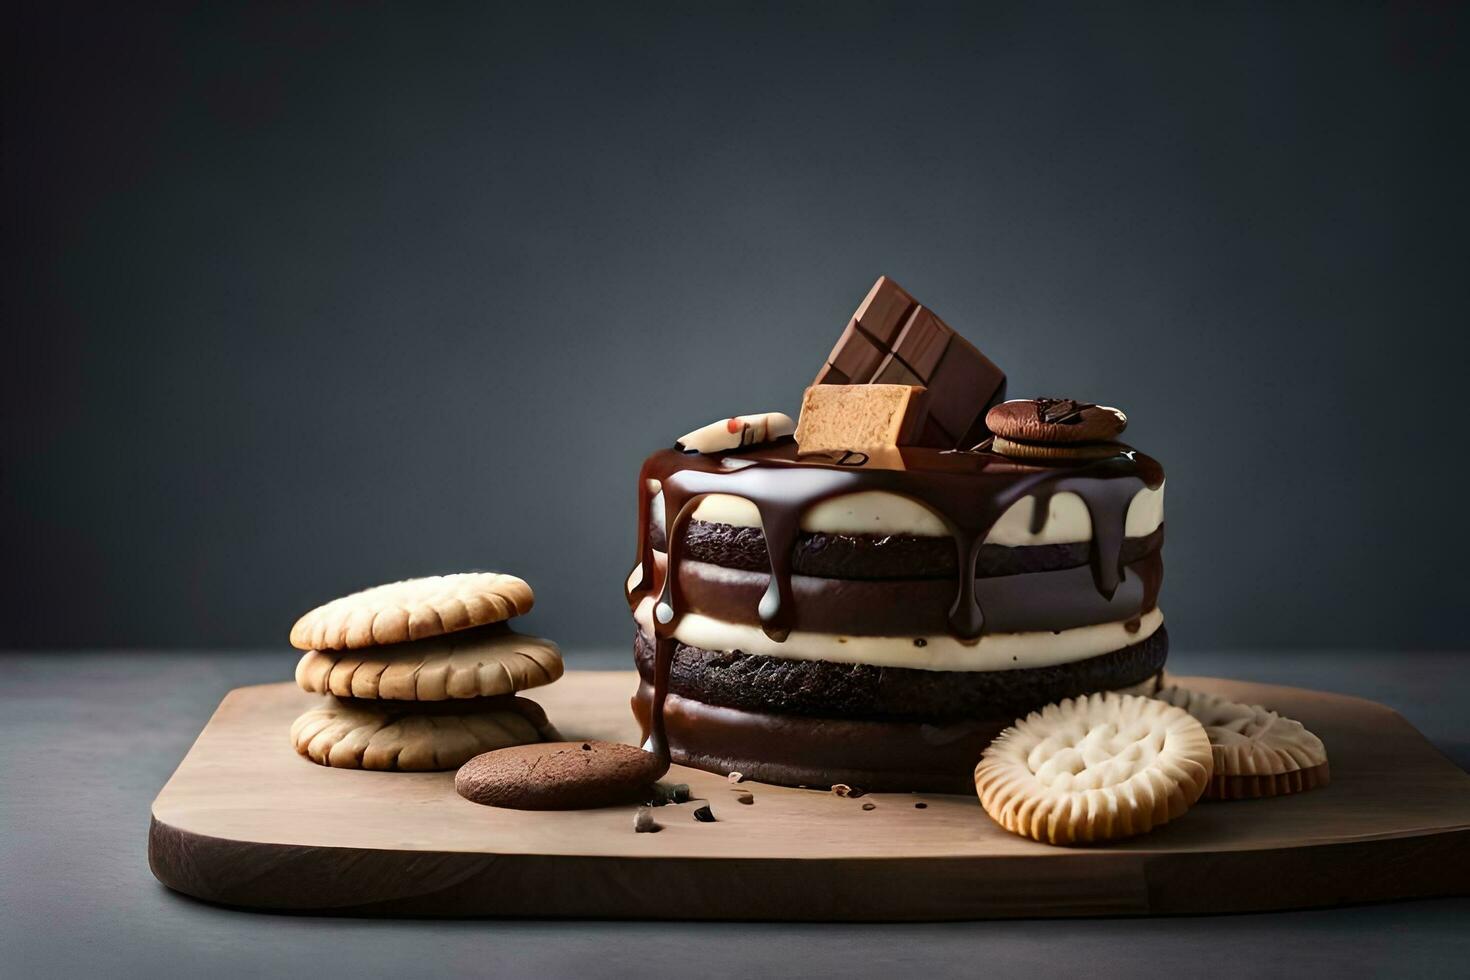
[2,648,1467,980]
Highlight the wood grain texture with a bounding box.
[148,672,1470,919]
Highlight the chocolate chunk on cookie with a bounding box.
[456,741,669,810]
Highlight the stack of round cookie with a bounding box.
[288,573,565,771]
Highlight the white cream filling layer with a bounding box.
[633,596,1162,673]
[649,483,1164,546]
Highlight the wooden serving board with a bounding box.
[149,672,1470,920]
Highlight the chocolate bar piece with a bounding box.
[814,277,1007,447]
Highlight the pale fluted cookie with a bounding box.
[296,625,563,701]
[290,573,534,651]
[290,695,558,771]
[974,692,1213,845]
[1154,686,1329,800]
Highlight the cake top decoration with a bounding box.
[675,412,795,454]
[812,276,1006,448]
[794,383,927,455]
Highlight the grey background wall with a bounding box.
[4,2,1467,652]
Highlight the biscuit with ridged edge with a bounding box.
[1154,686,1329,800]
[974,692,1212,845]
[295,624,563,700]
[290,695,557,772]
[290,573,534,651]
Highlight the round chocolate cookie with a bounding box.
[986,398,1127,444]
[650,518,1163,580]
[634,625,1168,722]
[455,741,668,810]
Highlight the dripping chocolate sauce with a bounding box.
[628,437,1164,765]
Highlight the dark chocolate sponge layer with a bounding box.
[650,518,1163,580]
[631,683,995,792]
[634,625,1167,723]
[673,552,1159,636]
[631,676,1162,794]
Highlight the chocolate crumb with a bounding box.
[649,782,691,805]
[913,638,927,648]
[634,807,662,833]
[728,771,744,784]
[735,792,754,805]
[693,805,716,822]
[862,802,877,811]
[581,743,591,751]
[914,802,928,809]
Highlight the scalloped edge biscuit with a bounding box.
[289,696,558,772]
[974,692,1213,845]
[290,573,534,651]
[295,626,564,700]
[1154,685,1329,801]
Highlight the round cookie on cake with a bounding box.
[627,277,1168,793]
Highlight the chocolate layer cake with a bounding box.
[627,441,1166,793]
[627,276,1167,793]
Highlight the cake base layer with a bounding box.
[634,626,1168,722]
[631,669,1164,793]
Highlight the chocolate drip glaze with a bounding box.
[629,437,1164,765]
